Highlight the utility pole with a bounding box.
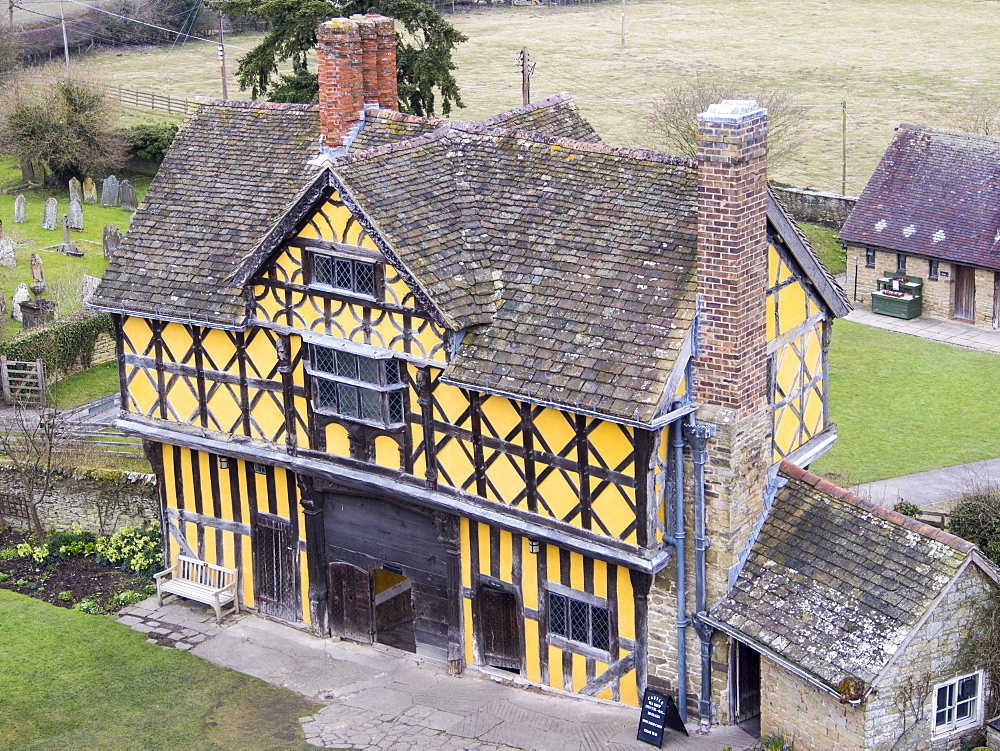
[9,0,14,31]
[218,12,228,99]
[518,48,533,106]
[59,0,70,69]
[621,0,625,49]
[841,101,847,195]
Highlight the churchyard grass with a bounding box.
[798,222,845,275]
[48,360,119,408]
[812,320,1000,484]
[0,590,319,750]
[76,0,1000,194]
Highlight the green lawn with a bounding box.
[812,320,1000,484]
[0,590,319,750]
[799,222,845,275]
[50,360,119,408]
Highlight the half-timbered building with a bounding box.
[91,14,850,727]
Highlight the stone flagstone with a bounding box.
[13,194,26,223]
[69,199,84,230]
[83,178,97,204]
[11,283,29,323]
[119,179,137,211]
[101,175,120,207]
[69,177,82,203]
[103,224,122,260]
[42,197,58,230]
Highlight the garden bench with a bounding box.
[154,555,239,623]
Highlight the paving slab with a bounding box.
[853,456,1000,509]
[844,307,1000,355]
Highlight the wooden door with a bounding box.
[731,640,761,723]
[954,265,976,321]
[328,560,373,643]
[993,272,999,329]
[479,585,522,672]
[251,512,299,621]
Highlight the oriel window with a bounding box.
[309,345,406,426]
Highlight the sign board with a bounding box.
[637,688,689,747]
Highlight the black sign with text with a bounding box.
[637,688,668,746]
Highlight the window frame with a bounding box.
[307,245,384,301]
[896,253,907,274]
[546,585,611,655]
[865,248,876,268]
[307,344,407,428]
[929,259,940,280]
[932,670,983,737]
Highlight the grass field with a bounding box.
[812,320,1000,484]
[0,590,318,750]
[74,0,1000,193]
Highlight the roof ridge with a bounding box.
[896,122,1000,146]
[191,97,319,112]
[328,122,454,165]
[361,107,445,127]
[471,92,574,128]
[778,460,976,554]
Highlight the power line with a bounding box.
[16,5,188,49]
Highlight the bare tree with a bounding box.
[0,26,20,82]
[952,96,1000,137]
[647,71,808,171]
[0,394,68,539]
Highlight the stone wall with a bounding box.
[760,656,865,750]
[771,186,858,229]
[0,465,157,536]
[862,564,996,751]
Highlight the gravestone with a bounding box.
[119,179,137,211]
[83,178,97,204]
[103,224,122,260]
[30,252,45,295]
[0,236,15,269]
[0,291,6,318]
[57,215,80,257]
[101,175,120,207]
[42,197,58,230]
[20,298,56,330]
[81,274,101,305]
[13,194,26,223]
[11,283,29,323]
[69,199,84,230]
[69,177,82,203]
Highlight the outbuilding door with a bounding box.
[251,512,300,621]
[954,265,976,321]
[328,560,373,643]
[478,583,522,673]
[730,640,761,724]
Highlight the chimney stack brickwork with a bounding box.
[316,15,398,150]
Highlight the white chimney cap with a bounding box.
[697,99,767,124]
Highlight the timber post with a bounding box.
[297,476,331,636]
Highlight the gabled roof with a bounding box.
[839,125,1000,270]
[710,461,994,692]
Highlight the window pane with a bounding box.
[336,259,353,290]
[385,359,400,384]
[570,598,589,643]
[314,346,336,374]
[357,356,380,385]
[937,684,953,710]
[387,391,405,424]
[360,388,382,421]
[936,708,950,727]
[315,255,334,285]
[356,262,376,296]
[592,606,610,651]
[958,675,978,701]
[548,593,568,637]
[338,383,359,417]
[336,350,357,379]
[316,379,337,409]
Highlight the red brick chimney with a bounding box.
[694,100,769,418]
[316,15,398,150]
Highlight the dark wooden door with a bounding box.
[479,585,522,672]
[252,512,299,621]
[731,640,761,723]
[954,265,976,321]
[328,560,373,643]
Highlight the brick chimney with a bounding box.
[694,100,769,419]
[316,14,398,150]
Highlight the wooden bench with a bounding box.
[154,555,239,623]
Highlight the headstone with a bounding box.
[0,291,6,318]
[69,199,84,231]
[20,299,56,330]
[30,251,44,288]
[103,224,122,260]
[11,283,29,323]
[42,197,58,230]
[69,177,82,204]
[13,195,26,223]
[56,215,80,257]
[0,236,15,269]
[119,179,137,211]
[83,178,97,204]
[101,175,119,207]
[81,274,101,305]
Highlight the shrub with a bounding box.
[893,500,921,517]
[73,598,104,615]
[57,590,73,602]
[949,489,1000,566]
[126,122,179,162]
[95,525,163,578]
[5,526,98,566]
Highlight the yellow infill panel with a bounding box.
[572,653,587,693]
[768,245,781,288]
[433,380,470,425]
[536,469,578,523]
[480,396,521,441]
[300,551,311,625]
[477,523,491,576]
[777,280,808,334]
[592,484,637,542]
[127,367,158,416]
[533,408,576,455]
[460,519,472,589]
[205,384,242,435]
[164,378,198,424]
[121,316,152,355]
[498,530,513,582]
[524,619,541,684]
[436,438,474,492]
[483,452,524,506]
[616,566,634,641]
[587,421,633,475]
[464,598,474,665]
[325,423,351,459]
[161,322,192,357]
[374,435,401,470]
[520,536,538,609]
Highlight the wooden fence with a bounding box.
[0,357,44,405]
[61,424,144,457]
[104,85,191,116]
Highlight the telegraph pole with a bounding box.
[218,12,228,99]
[621,0,626,49]
[9,0,14,30]
[841,101,847,195]
[59,0,70,68]
[518,48,533,106]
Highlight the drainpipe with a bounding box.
[671,418,688,723]
[684,416,716,733]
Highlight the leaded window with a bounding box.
[313,254,377,297]
[309,345,406,426]
[547,591,610,652]
[933,672,982,735]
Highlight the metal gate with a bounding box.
[251,512,300,621]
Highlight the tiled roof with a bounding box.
[91,100,321,327]
[712,461,972,689]
[332,128,698,422]
[839,125,1000,270]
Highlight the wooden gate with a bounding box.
[954,265,976,321]
[251,512,300,621]
[328,560,373,643]
[0,358,44,405]
[730,640,761,723]
[479,584,522,672]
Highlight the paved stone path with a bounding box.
[118,596,758,750]
[844,307,1000,355]
[853,456,1000,511]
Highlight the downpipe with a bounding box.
[671,418,688,723]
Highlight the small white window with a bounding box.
[933,671,982,735]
